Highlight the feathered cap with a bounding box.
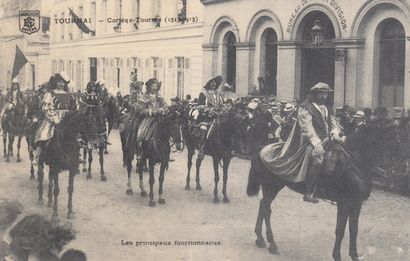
[204,75,222,90]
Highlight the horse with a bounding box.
[101,94,119,154]
[246,118,390,261]
[183,104,245,203]
[1,101,26,163]
[36,108,89,219]
[80,102,109,181]
[125,104,184,207]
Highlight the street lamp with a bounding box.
[311,19,324,48]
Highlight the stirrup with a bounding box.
[303,194,319,204]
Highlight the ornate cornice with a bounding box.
[201,0,232,6]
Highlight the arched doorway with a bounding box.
[300,11,335,101]
[223,32,236,90]
[260,28,278,95]
[378,19,405,107]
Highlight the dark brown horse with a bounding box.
[183,105,245,203]
[125,105,184,207]
[1,101,26,163]
[37,108,89,219]
[246,119,389,261]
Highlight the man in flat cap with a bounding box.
[298,82,344,203]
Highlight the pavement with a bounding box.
[0,132,409,261]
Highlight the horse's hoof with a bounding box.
[47,201,53,208]
[141,191,148,198]
[51,214,59,223]
[255,239,266,248]
[104,150,109,155]
[350,256,360,261]
[67,212,75,219]
[86,174,92,179]
[82,168,87,173]
[5,158,10,163]
[158,198,166,204]
[101,176,107,182]
[37,199,43,205]
[126,189,133,195]
[149,201,156,207]
[184,185,190,191]
[213,197,220,204]
[223,197,230,203]
[268,244,279,255]
[196,185,202,191]
[16,158,21,163]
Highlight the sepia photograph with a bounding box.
[0,0,409,260]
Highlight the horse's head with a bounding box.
[158,105,184,152]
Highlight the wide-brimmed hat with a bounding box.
[204,75,222,90]
[55,71,70,84]
[11,78,19,84]
[283,103,295,112]
[310,82,333,93]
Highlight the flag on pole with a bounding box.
[68,8,95,35]
[11,45,28,80]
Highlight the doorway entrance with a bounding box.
[299,11,336,102]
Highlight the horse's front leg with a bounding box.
[158,162,166,204]
[2,131,6,158]
[15,135,22,162]
[222,156,231,203]
[195,155,203,191]
[8,135,14,157]
[185,147,195,190]
[212,156,220,203]
[86,149,93,179]
[332,203,349,261]
[99,146,107,181]
[28,138,35,180]
[37,163,44,205]
[67,169,75,219]
[137,159,147,198]
[47,170,54,207]
[148,160,156,207]
[262,185,281,255]
[349,203,362,261]
[82,148,87,173]
[52,170,60,220]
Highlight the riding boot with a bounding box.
[197,129,207,160]
[303,164,321,203]
[136,141,142,160]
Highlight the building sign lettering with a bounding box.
[286,0,348,33]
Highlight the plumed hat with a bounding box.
[145,78,161,92]
[55,71,70,84]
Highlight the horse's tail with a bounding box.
[247,154,262,196]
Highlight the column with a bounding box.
[276,41,303,101]
[202,44,218,85]
[235,42,254,96]
[405,37,410,108]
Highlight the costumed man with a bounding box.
[1,78,24,121]
[279,103,297,141]
[298,82,344,203]
[34,72,76,165]
[351,110,366,132]
[135,78,168,160]
[191,75,224,159]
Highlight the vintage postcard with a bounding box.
[0,0,409,260]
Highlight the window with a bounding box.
[102,0,107,33]
[41,17,50,33]
[91,1,96,36]
[379,19,405,107]
[177,0,187,24]
[176,57,185,99]
[52,60,57,74]
[60,12,65,40]
[59,60,65,72]
[76,61,83,90]
[78,6,83,38]
[133,0,140,30]
[152,57,159,79]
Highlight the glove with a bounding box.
[32,118,38,123]
[312,144,324,155]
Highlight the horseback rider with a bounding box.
[190,75,224,159]
[1,78,24,121]
[34,72,76,165]
[135,78,168,160]
[298,82,344,203]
